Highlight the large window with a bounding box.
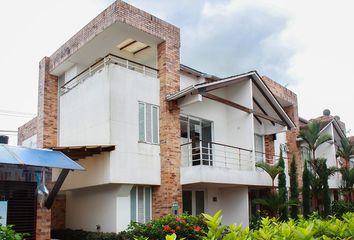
[130,186,152,223]
[254,134,264,162]
[139,102,159,144]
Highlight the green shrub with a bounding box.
[51,229,130,240]
[127,213,207,240]
[0,225,28,240]
[198,211,354,240]
[332,200,354,218]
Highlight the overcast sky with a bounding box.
[1,0,354,144]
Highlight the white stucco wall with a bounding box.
[66,184,132,233]
[108,64,160,185]
[220,186,249,226]
[181,80,254,169]
[59,67,110,146]
[59,63,161,187]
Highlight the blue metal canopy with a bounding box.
[0,144,84,170]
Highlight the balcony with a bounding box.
[181,141,254,170]
[60,54,158,96]
[180,140,286,187]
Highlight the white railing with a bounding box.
[181,141,254,170]
[60,54,158,95]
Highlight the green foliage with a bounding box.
[337,137,354,168]
[255,161,282,192]
[290,155,299,219]
[0,225,28,240]
[199,211,354,240]
[340,167,354,202]
[127,213,206,240]
[303,160,311,218]
[277,148,288,221]
[332,201,354,218]
[254,192,290,218]
[299,120,332,161]
[51,229,130,240]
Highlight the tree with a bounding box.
[299,121,332,169]
[277,149,288,220]
[290,156,299,219]
[299,120,332,210]
[253,192,288,218]
[340,167,354,203]
[337,137,354,170]
[256,161,282,193]
[303,160,311,218]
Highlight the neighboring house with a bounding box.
[17,0,301,237]
[298,110,347,201]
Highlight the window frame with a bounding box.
[130,186,152,223]
[138,101,159,144]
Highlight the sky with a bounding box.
[0,0,354,144]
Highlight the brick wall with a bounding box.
[51,194,66,230]
[262,76,302,187]
[264,134,275,164]
[17,117,37,145]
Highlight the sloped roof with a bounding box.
[167,70,296,129]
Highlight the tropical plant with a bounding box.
[299,120,332,211]
[290,155,299,219]
[337,137,354,169]
[253,192,291,218]
[255,161,282,193]
[0,225,28,240]
[200,210,354,240]
[277,148,288,220]
[127,213,206,240]
[303,160,311,218]
[340,167,354,203]
[299,120,332,168]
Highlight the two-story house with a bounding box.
[17,0,301,237]
[298,110,347,201]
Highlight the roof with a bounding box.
[167,70,296,129]
[52,145,115,160]
[0,144,84,170]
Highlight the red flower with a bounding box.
[176,226,181,230]
[194,226,202,232]
[170,229,176,233]
[180,219,186,224]
[176,217,182,221]
[163,225,170,232]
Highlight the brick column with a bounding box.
[36,57,58,240]
[152,36,182,218]
[264,134,275,164]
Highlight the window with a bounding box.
[182,190,205,216]
[130,186,152,223]
[300,146,311,162]
[254,134,264,162]
[138,102,159,144]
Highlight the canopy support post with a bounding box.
[45,169,70,209]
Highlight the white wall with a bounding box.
[66,184,133,233]
[60,153,111,190]
[21,134,37,148]
[59,67,110,146]
[220,186,249,226]
[181,80,254,168]
[109,64,160,185]
[316,124,337,167]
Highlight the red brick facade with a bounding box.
[51,194,66,230]
[264,134,275,164]
[262,76,301,186]
[17,117,37,145]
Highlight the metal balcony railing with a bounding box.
[181,140,254,170]
[60,54,158,95]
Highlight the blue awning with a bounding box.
[0,144,84,170]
